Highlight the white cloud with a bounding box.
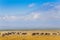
[1,2,60,29]
[50,5,60,19]
[1,3,60,21]
[2,16,17,21]
[0,12,41,21]
[40,2,60,19]
[32,14,39,19]
[31,12,40,19]
[28,3,35,8]
[42,2,54,7]
[0,17,2,20]
[23,12,41,21]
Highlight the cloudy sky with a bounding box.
[0,0,60,30]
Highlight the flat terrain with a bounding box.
[0,30,60,40]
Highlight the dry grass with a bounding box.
[0,30,60,40]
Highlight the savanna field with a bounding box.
[0,30,60,40]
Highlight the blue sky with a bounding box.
[0,0,60,30]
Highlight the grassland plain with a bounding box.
[0,30,60,40]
